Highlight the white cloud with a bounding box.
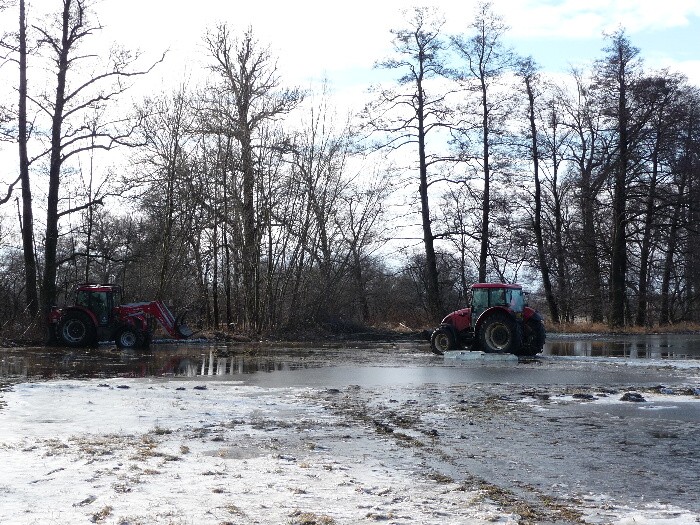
[499,0,700,38]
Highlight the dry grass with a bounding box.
[90,505,113,523]
[288,511,336,525]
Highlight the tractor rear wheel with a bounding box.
[479,313,522,354]
[430,327,456,355]
[115,327,142,349]
[58,312,97,348]
[520,318,546,356]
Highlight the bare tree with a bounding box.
[518,56,560,322]
[631,73,684,326]
[364,6,453,321]
[135,86,197,300]
[204,24,302,330]
[538,88,576,322]
[336,171,392,323]
[33,0,163,313]
[0,0,39,316]
[451,1,516,282]
[595,29,643,327]
[560,69,607,322]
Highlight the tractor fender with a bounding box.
[524,307,542,322]
[58,306,99,327]
[475,306,517,331]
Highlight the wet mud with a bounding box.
[318,380,700,523]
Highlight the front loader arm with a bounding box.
[120,301,193,339]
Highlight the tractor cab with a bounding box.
[75,284,121,327]
[470,284,525,325]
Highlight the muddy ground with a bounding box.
[1,340,699,524]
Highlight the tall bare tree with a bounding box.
[364,6,452,321]
[17,0,38,317]
[595,29,642,327]
[560,69,607,322]
[34,0,163,313]
[451,1,516,283]
[518,56,560,322]
[204,25,302,330]
[0,0,38,317]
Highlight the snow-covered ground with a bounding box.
[0,378,517,525]
[1,348,700,524]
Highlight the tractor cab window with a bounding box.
[507,289,524,313]
[77,290,110,326]
[91,292,109,325]
[489,288,506,306]
[77,290,90,308]
[473,287,524,312]
[471,288,488,313]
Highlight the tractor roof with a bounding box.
[471,283,523,290]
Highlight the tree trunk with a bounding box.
[240,128,257,330]
[417,78,442,321]
[634,146,659,326]
[524,70,560,322]
[608,33,636,328]
[478,77,490,283]
[18,0,39,317]
[41,0,72,313]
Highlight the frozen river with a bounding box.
[1,335,700,524]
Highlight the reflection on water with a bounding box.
[0,346,326,381]
[1,355,28,378]
[169,350,316,377]
[2,334,700,383]
[545,334,700,359]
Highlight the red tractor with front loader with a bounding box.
[430,283,545,357]
[47,283,193,349]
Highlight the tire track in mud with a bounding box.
[318,384,585,525]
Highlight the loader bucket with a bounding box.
[175,311,194,338]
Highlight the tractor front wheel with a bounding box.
[115,327,142,349]
[430,327,456,355]
[520,318,546,356]
[58,312,97,348]
[479,313,522,354]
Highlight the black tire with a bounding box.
[430,327,456,355]
[520,318,546,356]
[58,312,97,348]
[115,327,141,349]
[479,312,522,354]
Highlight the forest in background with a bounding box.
[1,0,699,338]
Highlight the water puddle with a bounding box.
[0,345,331,381]
[544,333,700,358]
[2,334,700,386]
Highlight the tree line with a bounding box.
[1,0,699,338]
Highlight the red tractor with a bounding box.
[430,283,545,357]
[47,283,193,349]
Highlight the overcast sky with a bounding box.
[91,0,700,96]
